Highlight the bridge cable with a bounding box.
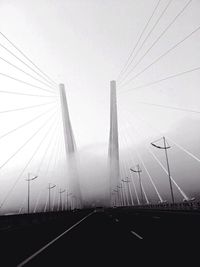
[120,122,150,204]
[119,0,193,84]
[119,163,127,206]
[18,199,26,214]
[0,90,57,98]
[44,194,49,212]
[129,106,200,163]
[109,125,127,206]
[120,109,163,202]
[121,124,161,203]
[0,55,56,91]
[119,155,128,206]
[18,116,59,213]
[119,0,172,83]
[52,187,57,212]
[121,107,190,200]
[0,101,56,114]
[119,124,140,205]
[131,101,200,115]
[119,128,139,205]
[120,65,200,93]
[48,133,63,211]
[117,0,162,81]
[0,42,57,88]
[16,115,59,214]
[118,149,129,206]
[149,147,189,200]
[120,22,200,88]
[0,106,56,141]
[0,111,57,172]
[43,134,62,212]
[33,122,60,213]
[33,131,60,213]
[125,110,189,200]
[0,31,57,86]
[0,113,58,210]
[0,72,57,95]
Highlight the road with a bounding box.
[0,208,199,266]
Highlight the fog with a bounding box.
[0,0,200,213]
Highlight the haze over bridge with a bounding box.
[0,0,200,265]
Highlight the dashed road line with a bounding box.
[130,230,143,240]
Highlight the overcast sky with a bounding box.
[0,0,200,212]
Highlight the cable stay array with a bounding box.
[129,108,200,164]
[0,101,56,114]
[0,42,56,88]
[0,32,75,213]
[117,0,162,81]
[0,90,56,98]
[118,0,193,85]
[120,65,200,93]
[130,101,200,115]
[0,31,58,86]
[118,0,173,84]
[119,22,200,89]
[118,114,162,205]
[33,124,61,213]
[119,107,197,201]
[36,129,62,213]
[120,128,143,204]
[0,72,57,95]
[0,114,58,210]
[0,106,57,141]
[0,55,56,90]
[113,0,200,207]
[0,111,57,172]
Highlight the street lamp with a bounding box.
[151,136,175,204]
[59,189,66,211]
[71,195,77,210]
[130,165,144,205]
[111,192,116,207]
[48,183,56,212]
[66,192,72,210]
[119,182,127,206]
[113,189,120,206]
[25,173,38,214]
[122,177,134,206]
[117,185,124,206]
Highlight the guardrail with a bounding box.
[141,201,200,211]
[0,209,93,231]
[112,201,200,212]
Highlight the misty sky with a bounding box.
[0,0,200,212]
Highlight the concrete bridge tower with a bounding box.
[108,80,120,206]
[59,84,82,208]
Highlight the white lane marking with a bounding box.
[17,211,94,267]
[130,230,143,240]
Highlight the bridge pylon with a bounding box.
[108,80,120,207]
[59,84,82,208]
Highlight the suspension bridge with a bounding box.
[0,0,200,265]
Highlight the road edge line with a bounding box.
[17,211,94,267]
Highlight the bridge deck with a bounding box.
[0,208,199,266]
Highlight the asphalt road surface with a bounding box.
[0,208,199,266]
